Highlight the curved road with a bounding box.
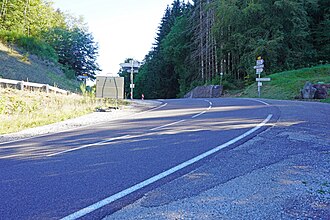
[0,98,299,219]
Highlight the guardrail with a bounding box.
[0,78,69,95]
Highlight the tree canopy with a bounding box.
[134,0,329,99]
[0,0,100,79]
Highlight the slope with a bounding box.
[0,42,80,91]
[240,65,330,103]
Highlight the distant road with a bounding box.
[0,98,278,219]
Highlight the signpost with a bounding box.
[120,60,141,100]
[254,57,271,97]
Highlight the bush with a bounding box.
[16,36,58,63]
[62,65,76,79]
[0,30,58,63]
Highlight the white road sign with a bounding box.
[256,78,271,82]
[254,64,264,69]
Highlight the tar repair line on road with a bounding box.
[60,113,273,220]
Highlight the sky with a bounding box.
[52,0,188,75]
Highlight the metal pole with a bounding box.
[258,73,261,97]
[130,60,134,100]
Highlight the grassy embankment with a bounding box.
[0,42,126,135]
[238,64,330,103]
[0,41,79,92]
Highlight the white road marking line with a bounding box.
[48,101,210,157]
[46,135,131,157]
[134,103,168,116]
[192,111,206,118]
[250,99,270,106]
[149,120,186,131]
[0,103,168,146]
[61,114,273,220]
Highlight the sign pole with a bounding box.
[255,57,264,97]
[130,60,134,100]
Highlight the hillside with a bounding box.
[0,42,80,92]
[238,65,330,102]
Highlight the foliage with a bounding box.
[135,0,330,99]
[42,27,101,78]
[0,0,100,81]
[135,0,189,99]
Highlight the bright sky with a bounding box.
[52,0,188,75]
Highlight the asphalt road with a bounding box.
[1,98,281,219]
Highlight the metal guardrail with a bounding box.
[0,78,69,95]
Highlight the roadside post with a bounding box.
[254,57,270,97]
[120,60,141,100]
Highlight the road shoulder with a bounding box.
[0,100,162,144]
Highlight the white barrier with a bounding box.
[0,78,69,95]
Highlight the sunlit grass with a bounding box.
[239,64,330,102]
[0,89,126,135]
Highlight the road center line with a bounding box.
[48,101,212,157]
[149,119,186,131]
[61,114,273,220]
[46,135,131,157]
[192,111,206,118]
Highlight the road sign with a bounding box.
[256,68,264,74]
[256,78,271,82]
[96,76,124,99]
[258,82,263,87]
[130,84,135,89]
[254,64,264,69]
[256,59,264,65]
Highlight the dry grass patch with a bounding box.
[0,89,122,134]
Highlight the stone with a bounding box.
[184,85,223,98]
[300,82,316,99]
[313,84,330,99]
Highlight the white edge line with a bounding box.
[61,114,273,220]
[0,103,168,146]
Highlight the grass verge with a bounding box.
[238,64,330,103]
[0,89,126,135]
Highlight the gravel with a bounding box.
[0,100,162,144]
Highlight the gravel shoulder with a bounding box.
[0,100,162,144]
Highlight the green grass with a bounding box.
[0,89,126,135]
[0,41,80,92]
[239,65,330,102]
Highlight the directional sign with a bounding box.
[254,64,264,69]
[256,78,271,82]
[256,68,264,74]
[256,59,264,65]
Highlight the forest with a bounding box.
[0,0,100,79]
[128,0,329,99]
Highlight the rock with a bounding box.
[313,84,330,99]
[300,82,316,99]
[184,85,223,98]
